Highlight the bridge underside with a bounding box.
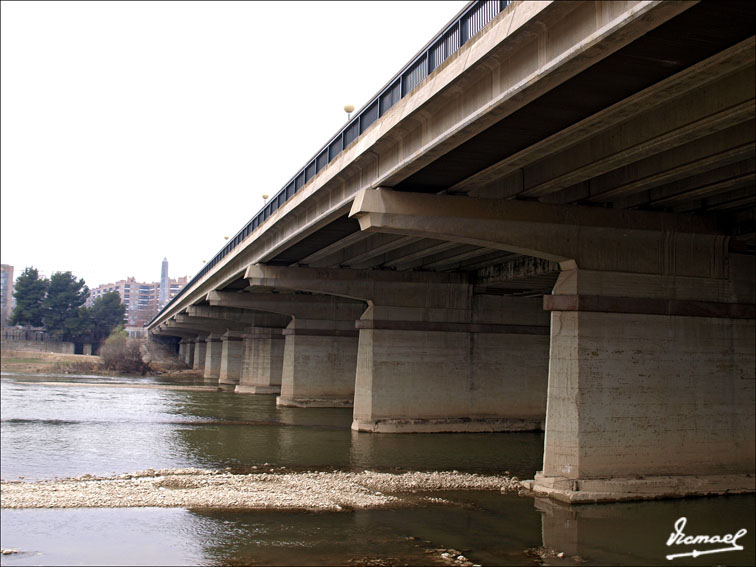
[153,1,755,503]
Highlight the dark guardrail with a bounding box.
[151,0,511,325]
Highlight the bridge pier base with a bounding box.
[276,318,359,408]
[178,340,188,363]
[236,327,285,394]
[529,262,755,502]
[351,296,550,432]
[218,331,244,390]
[203,334,223,383]
[193,336,206,372]
[184,340,194,367]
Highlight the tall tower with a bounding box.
[158,258,169,309]
[0,264,14,326]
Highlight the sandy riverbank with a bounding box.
[1,468,521,511]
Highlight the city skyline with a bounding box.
[2,258,188,327]
[3,259,188,291]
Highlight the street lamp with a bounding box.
[344,104,354,121]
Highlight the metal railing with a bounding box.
[151,0,511,326]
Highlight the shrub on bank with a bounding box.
[99,328,151,375]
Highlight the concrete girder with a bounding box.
[383,241,461,269]
[349,188,728,277]
[519,90,755,198]
[349,237,459,271]
[300,232,371,266]
[298,231,372,266]
[651,171,756,208]
[174,314,251,333]
[422,246,499,271]
[187,305,288,327]
[186,305,259,323]
[306,233,417,269]
[450,36,755,196]
[152,327,198,339]
[375,0,696,189]
[245,264,470,309]
[207,291,363,321]
[587,134,755,204]
[146,0,704,332]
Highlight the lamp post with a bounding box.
[344,104,354,121]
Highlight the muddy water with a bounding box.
[1,374,753,566]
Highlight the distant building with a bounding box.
[87,270,187,327]
[1,264,14,327]
[158,257,170,309]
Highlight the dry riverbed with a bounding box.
[1,468,522,511]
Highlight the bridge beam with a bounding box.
[246,264,551,432]
[351,188,755,499]
[350,188,726,273]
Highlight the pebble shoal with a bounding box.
[1,468,521,511]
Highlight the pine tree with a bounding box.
[43,271,90,340]
[8,267,49,327]
[89,291,126,343]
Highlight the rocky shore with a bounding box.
[1,468,521,511]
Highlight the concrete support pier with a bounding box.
[184,340,194,367]
[193,336,206,372]
[279,318,359,407]
[218,331,245,390]
[208,291,364,406]
[530,260,756,503]
[178,340,188,363]
[352,296,550,432]
[351,188,756,497]
[236,327,285,394]
[247,264,550,430]
[203,334,223,383]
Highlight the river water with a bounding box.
[1,373,753,566]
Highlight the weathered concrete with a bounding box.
[210,289,364,407]
[350,188,755,492]
[236,327,285,395]
[279,317,359,408]
[528,253,756,502]
[353,297,550,433]
[218,331,245,389]
[193,336,206,372]
[349,187,726,272]
[185,340,195,367]
[150,1,697,329]
[247,265,551,431]
[203,334,223,383]
[146,0,754,502]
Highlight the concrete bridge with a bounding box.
[149,0,755,503]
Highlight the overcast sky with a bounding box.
[1,0,468,288]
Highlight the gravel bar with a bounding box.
[1,468,521,511]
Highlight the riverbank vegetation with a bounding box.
[8,267,126,348]
[1,339,192,378]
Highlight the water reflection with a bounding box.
[187,493,545,567]
[535,494,755,566]
[2,375,754,566]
